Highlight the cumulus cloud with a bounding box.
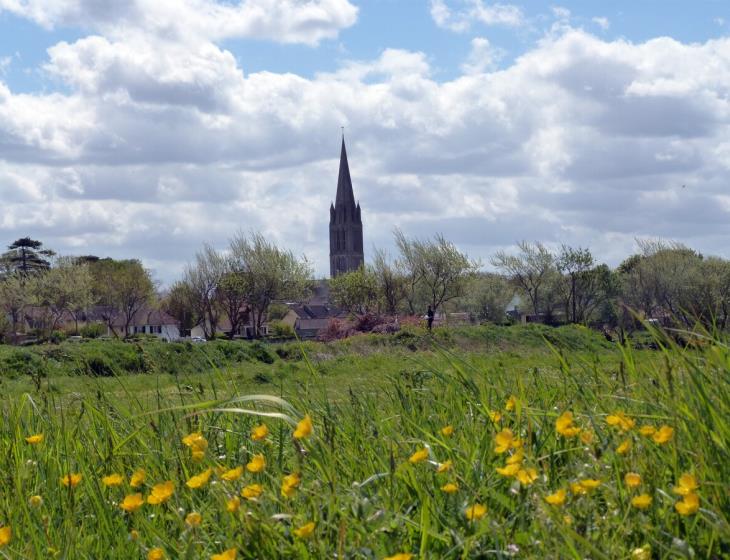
[0,0,358,45]
[592,16,610,30]
[430,0,524,32]
[0,24,729,282]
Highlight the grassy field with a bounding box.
[0,325,728,558]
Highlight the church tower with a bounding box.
[329,136,364,277]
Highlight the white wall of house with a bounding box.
[109,324,180,341]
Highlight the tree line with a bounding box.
[1,233,729,344]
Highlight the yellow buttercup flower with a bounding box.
[60,473,82,487]
[440,425,454,437]
[494,429,518,454]
[251,424,269,441]
[506,449,524,465]
[606,412,635,432]
[408,447,429,464]
[571,479,601,494]
[185,512,202,527]
[555,411,581,437]
[281,473,301,498]
[505,395,517,411]
[102,473,124,487]
[496,463,521,477]
[29,495,43,508]
[130,530,140,541]
[638,426,656,437]
[221,466,243,482]
[293,414,313,439]
[186,468,213,489]
[120,493,144,513]
[631,494,652,509]
[226,496,241,513]
[516,467,538,486]
[631,545,651,560]
[0,526,11,547]
[488,410,502,423]
[246,454,266,473]
[675,493,699,515]
[652,425,674,444]
[148,548,165,560]
[624,472,641,488]
[25,434,44,444]
[147,481,175,504]
[130,469,146,488]
[616,439,632,455]
[293,521,315,538]
[673,473,699,496]
[182,432,208,461]
[436,460,452,473]
[211,549,237,560]
[384,554,413,560]
[441,482,459,493]
[242,483,263,500]
[545,488,567,506]
[465,503,487,521]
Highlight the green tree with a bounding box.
[217,266,250,339]
[182,245,225,339]
[91,259,155,337]
[329,266,379,315]
[462,272,514,323]
[1,237,55,275]
[0,273,35,341]
[161,281,197,335]
[34,257,95,334]
[371,248,406,314]
[492,241,557,316]
[229,232,312,337]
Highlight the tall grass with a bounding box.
[0,327,728,558]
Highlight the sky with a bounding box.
[0,0,729,285]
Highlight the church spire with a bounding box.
[335,136,355,209]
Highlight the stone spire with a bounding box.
[329,135,364,277]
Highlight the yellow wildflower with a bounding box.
[130,469,146,488]
[555,411,581,437]
[182,431,208,461]
[25,434,44,444]
[631,494,652,509]
[441,482,459,493]
[571,479,601,494]
[221,466,243,482]
[102,473,124,487]
[384,554,413,560]
[673,473,699,496]
[226,496,241,513]
[0,526,10,547]
[631,545,651,560]
[409,447,429,464]
[242,483,263,500]
[130,530,140,541]
[148,548,165,560]
[465,503,487,521]
[186,468,213,489]
[211,549,237,560]
[60,473,82,487]
[440,425,454,437]
[147,481,175,505]
[638,426,656,437]
[120,493,144,513]
[488,410,502,423]
[251,424,269,441]
[505,395,517,411]
[281,473,301,498]
[293,414,313,439]
[516,467,538,486]
[624,472,641,488]
[496,463,521,477]
[606,412,635,432]
[293,521,315,539]
[185,512,202,527]
[675,493,699,516]
[436,460,452,473]
[29,495,43,508]
[616,439,632,455]
[545,488,567,506]
[494,429,518,454]
[652,425,674,444]
[506,449,524,465]
[579,431,594,445]
[246,454,266,473]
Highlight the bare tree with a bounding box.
[492,241,556,316]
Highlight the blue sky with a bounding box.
[0,0,728,282]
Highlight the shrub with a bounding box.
[269,321,295,338]
[80,323,106,339]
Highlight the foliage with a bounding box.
[0,237,54,275]
[182,245,225,339]
[79,322,106,339]
[460,272,515,323]
[328,266,379,315]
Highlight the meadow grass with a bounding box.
[0,326,728,559]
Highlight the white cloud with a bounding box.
[430,0,524,32]
[0,0,358,45]
[592,16,610,30]
[1,27,729,282]
[461,37,504,74]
